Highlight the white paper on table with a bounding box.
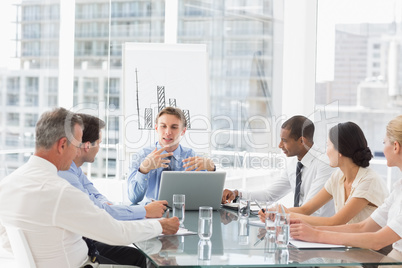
[289,238,345,249]
[158,227,197,237]
[222,202,261,212]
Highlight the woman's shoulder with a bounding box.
[358,166,381,180]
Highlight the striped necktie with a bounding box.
[164,155,173,171]
[293,161,303,207]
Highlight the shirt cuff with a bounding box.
[130,205,147,219]
[137,169,150,182]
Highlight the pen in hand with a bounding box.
[254,199,265,213]
[151,198,172,210]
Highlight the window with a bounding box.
[7,113,19,126]
[316,0,400,187]
[0,0,284,184]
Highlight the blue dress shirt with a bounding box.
[127,142,197,204]
[58,161,146,220]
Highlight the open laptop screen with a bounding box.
[158,171,226,210]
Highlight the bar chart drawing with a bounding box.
[135,69,202,130]
[123,43,210,155]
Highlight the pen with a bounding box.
[254,199,265,213]
[253,236,265,246]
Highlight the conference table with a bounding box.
[134,209,402,267]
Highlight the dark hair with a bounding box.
[281,115,314,142]
[77,113,106,144]
[329,122,372,167]
[35,108,83,150]
[156,107,187,128]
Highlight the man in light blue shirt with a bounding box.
[127,107,216,205]
[59,113,167,220]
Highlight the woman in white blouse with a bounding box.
[290,116,402,262]
[262,122,388,226]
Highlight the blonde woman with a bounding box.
[290,116,402,263]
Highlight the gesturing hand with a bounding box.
[139,147,173,174]
[182,156,215,171]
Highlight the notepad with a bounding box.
[290,238,345,249]
[158,227,197,237]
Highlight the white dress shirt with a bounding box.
[371,179,402,253]
[0,156,162,268]
[241,144,336,217]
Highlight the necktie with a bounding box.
[294,162,303,207]
[164,155,173,171]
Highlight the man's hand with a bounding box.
[139,147,173,174]
[219,210,238,225]
[182,156,215,171]
[145,200,169,218]
[221,189,238,204]
[159,217,180,235]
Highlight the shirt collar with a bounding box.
[339,166,367,186]
[69,161,81,175]
[299,143,320,168]
[29,155,58,174]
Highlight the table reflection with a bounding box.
[134,210,402,267]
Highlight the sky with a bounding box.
[0,0,399,77]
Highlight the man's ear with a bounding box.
[57,137,68,154]
[83,141,91,152]
[181,127,187,136]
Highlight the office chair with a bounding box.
[4,225,36,268]
[5,224,139,268]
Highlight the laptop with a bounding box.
[158,171,226,210]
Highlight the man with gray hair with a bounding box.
[0,107,179,268]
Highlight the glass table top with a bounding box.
[134,209,402,267]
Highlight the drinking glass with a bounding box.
[265,202,277,251]
[238,217,249,245]
[173,194,185,226]
[197,239,212,261]
[238,198,250,218]
[275,213,290,248]
[276,248,289,264]
[198,206,213,240]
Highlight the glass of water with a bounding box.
[265,202,277,251]
[275,213,290,248]
[173,194,185,226]
[198,239,212,261]
[198,206,213,240]
[238,198,250,218]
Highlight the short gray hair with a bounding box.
[35,108,84,150]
